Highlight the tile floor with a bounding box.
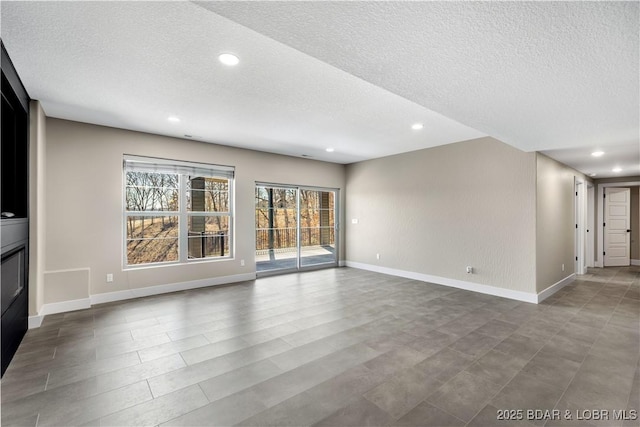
[1,266,638,426]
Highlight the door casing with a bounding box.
[597,181,639,267]
[575,178,587,275]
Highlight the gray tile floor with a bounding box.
[1,266,638,427]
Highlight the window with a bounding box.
[124,156,234,267]
[186,177,231,259]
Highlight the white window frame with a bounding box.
[123,155,235,269]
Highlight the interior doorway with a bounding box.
[587,183,595,268]
[596,180,640,267]
[604,187,631,266]
[255,183,338,275]
[575,178,587,275]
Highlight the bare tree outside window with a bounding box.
[125,172,179,265]
[255,187,334,252]
[124,159,234,267]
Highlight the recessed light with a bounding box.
[591,151,604,157]
[218,53,239,66]
[590,173,597,177]
[167,116,180,123]
[411,123,424,130]
[326,148,335,152]
[612,167,622,173]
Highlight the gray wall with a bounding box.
[35,118,600,313]
[535,153,588,293]
[28,101,46,315]
[38,118,345,314]
[345,136,538,294]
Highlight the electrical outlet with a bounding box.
[466,266,473,274]
[106,274,113,283]
[562,264,565,272]
[351,218,359,224]
[376,253,380,260]
[240,259,245,266]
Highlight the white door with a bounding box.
[587,185,595,267]
[604,187,631,266]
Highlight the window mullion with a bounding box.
[229,179,234,255]
[179,174,188,262]
[296,188,301,270]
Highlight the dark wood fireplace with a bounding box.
[1,40,30,377]
[1,242,28,376]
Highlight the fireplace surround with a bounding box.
[1,41,30,376]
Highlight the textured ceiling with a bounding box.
[1,1,638,176]
[0,1,483,164]
[541,141,640,179]
[199,0,640,177]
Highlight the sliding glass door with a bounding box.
[255,186,298,272]
[255,184,337,274]
[299,189,336,267]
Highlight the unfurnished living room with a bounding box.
[1,2,639,426]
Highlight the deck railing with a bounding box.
[188,231,227,258]
[256,227,335,251]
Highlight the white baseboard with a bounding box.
[536,273,576,303]
[594,260,638,267]
[90,272,256,305]
[29,272,256,329]
[39,298,91,316]
[28,315,43,329]
[344,261,538,304]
